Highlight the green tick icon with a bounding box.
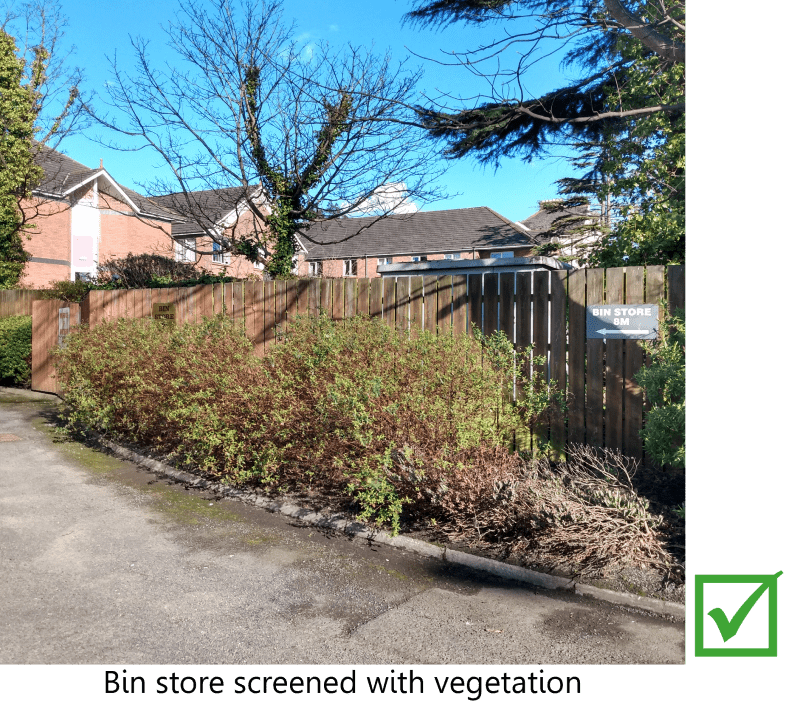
[707,571,783,642]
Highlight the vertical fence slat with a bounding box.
[451,275,468,336]
[243,280,256,345]
[531,271,550,444]
[585,268,605,447]
[285,279,299,323]
[623,266,645,461]
[264,279,277,347]
[295,278,308,318]
[275,280,287,336]
[369,277,382,319]
[604,268,625,452]
[498,273,515,343]
[422,276,437,333]
[308,278,321,317]
[395,277,409,333]
[642,265,666,467]
[550,270,568,452]
[187,285,201,325]
[567,269,587,448]
[667,264,685,315]
[436,276,452,333]
[483,273,499,335]
[332,279,345,322]
[357,279,370,316]
[409,275,424,333]
[317,278,332,318]
[516,272,532,351]
[252,279,266,356]
[467,274,482,336]
[646,265,665,306]
[344,278,358,320]
[198,284,213,320]
[382,277,396,328]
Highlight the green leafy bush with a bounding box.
[0,315,32,386]
[41,278,107,302]
[52,313,676,572]
[635,304,685,471]
[54,313,564,533]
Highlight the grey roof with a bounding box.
[297,207,535,260]
[150,186,259,236]
[518,203,598,243]
[33,145,176,220]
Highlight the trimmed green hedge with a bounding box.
[0,315,32,387]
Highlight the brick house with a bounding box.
[149,187,267,279]
[516,200,603,267]
[20,146,181,287]
[19,147,266,286]
[294,207,539,279]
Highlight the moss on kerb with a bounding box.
[30,417,245,527]
[0,392,56,404]
[31,416,124,475]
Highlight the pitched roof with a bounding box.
[149,186,259,236]
[33,145,176,220]
[297,206,534,260]
[517,202,598,243]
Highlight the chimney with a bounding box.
[100,159,103,169]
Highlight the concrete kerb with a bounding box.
[101,437,684,621]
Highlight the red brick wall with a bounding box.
[97,190,174,264]
[19,186,177,288]
[19,198,73,288]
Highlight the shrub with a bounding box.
[0,315,32,387]
[433,444,676,577]
[635,304,685,471]
[96,253,200,288]
[53,313,676,572]
[41,278,106,303]
[54,312,564,533]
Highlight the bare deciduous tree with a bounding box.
[91,0,448,277]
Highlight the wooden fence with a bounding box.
[33,265,684,462]
[0,289,48,317]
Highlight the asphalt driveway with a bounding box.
[0,388,684,665]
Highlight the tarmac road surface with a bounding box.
[0,388,684,665]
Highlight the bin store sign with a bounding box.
[586,304,659,340]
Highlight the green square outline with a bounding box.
[695,574,779,657]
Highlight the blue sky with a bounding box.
[16,0,582,222]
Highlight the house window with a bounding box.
[411,255,427,262]
[212,241,225,264]
[377,257,393,266]
[175,237,196,263]
[343,259,357,276]
[490,251,514,258]
[443,253,461,260]
[308,261,322,277]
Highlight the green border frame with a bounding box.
[695,574,779,657]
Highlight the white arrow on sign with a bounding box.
[596,328,651,336]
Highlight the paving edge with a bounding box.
[99,436,685,621]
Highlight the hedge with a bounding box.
[0,315,32,387]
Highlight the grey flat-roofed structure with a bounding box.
[377,255,569,277]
